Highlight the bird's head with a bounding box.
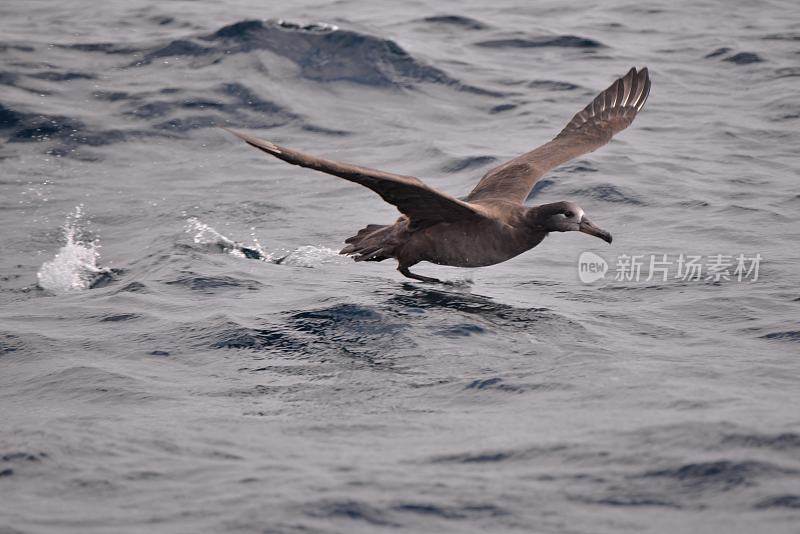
[534,201,612,244]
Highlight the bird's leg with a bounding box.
[398,265,443,284]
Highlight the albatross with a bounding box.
[225,67,650,283]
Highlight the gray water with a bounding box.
[1,0,799,532]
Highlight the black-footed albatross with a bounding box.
[225,67,650,283]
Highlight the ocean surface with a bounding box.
[1,0,799,532]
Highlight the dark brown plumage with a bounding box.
[225,67,651,283]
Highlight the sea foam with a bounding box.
[185,217,341,267]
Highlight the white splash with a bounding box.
[37,205,106,293]
[276,245,341,267]
[185,218,342,267]
[186,217,239,250]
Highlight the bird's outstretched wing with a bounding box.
[467,67,651,204]
[224,128,487,228]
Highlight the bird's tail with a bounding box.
[340,224,393,262]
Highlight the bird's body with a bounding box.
[399,211,542,269]
[349,201,541,268]
[225,67,651,283]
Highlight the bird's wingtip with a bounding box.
[219,126,282,154]
[219,126,247,140]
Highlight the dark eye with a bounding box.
[565,211,574,218]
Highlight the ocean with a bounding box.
[1,0,798,532]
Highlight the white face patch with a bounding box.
[564,206,585,222]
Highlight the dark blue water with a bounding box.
[1,1,799,532]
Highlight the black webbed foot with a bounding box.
[398,266,445,284]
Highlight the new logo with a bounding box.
[578,251,608,283]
